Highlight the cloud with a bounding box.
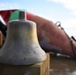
[47,0,76,15]
[0,2,20,10]
[47,0,76,37]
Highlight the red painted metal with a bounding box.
[0,10,76,57]
[0,10,16,25]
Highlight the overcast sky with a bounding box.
[0,0,76,38]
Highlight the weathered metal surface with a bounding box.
[0,18,46,65]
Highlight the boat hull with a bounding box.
[0,10,76,57]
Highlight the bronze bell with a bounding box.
[0,11,46,65]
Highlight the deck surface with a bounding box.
[50,53,76,75]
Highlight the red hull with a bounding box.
[0,10,76,57]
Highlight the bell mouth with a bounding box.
[0,53,46,65]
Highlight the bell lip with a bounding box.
[0,54,47,65]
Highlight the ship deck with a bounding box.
[50,53,76,75]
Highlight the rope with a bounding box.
[55,21,76,57]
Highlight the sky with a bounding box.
[0,0,76,38]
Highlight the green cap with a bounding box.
[9,9,26,21]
